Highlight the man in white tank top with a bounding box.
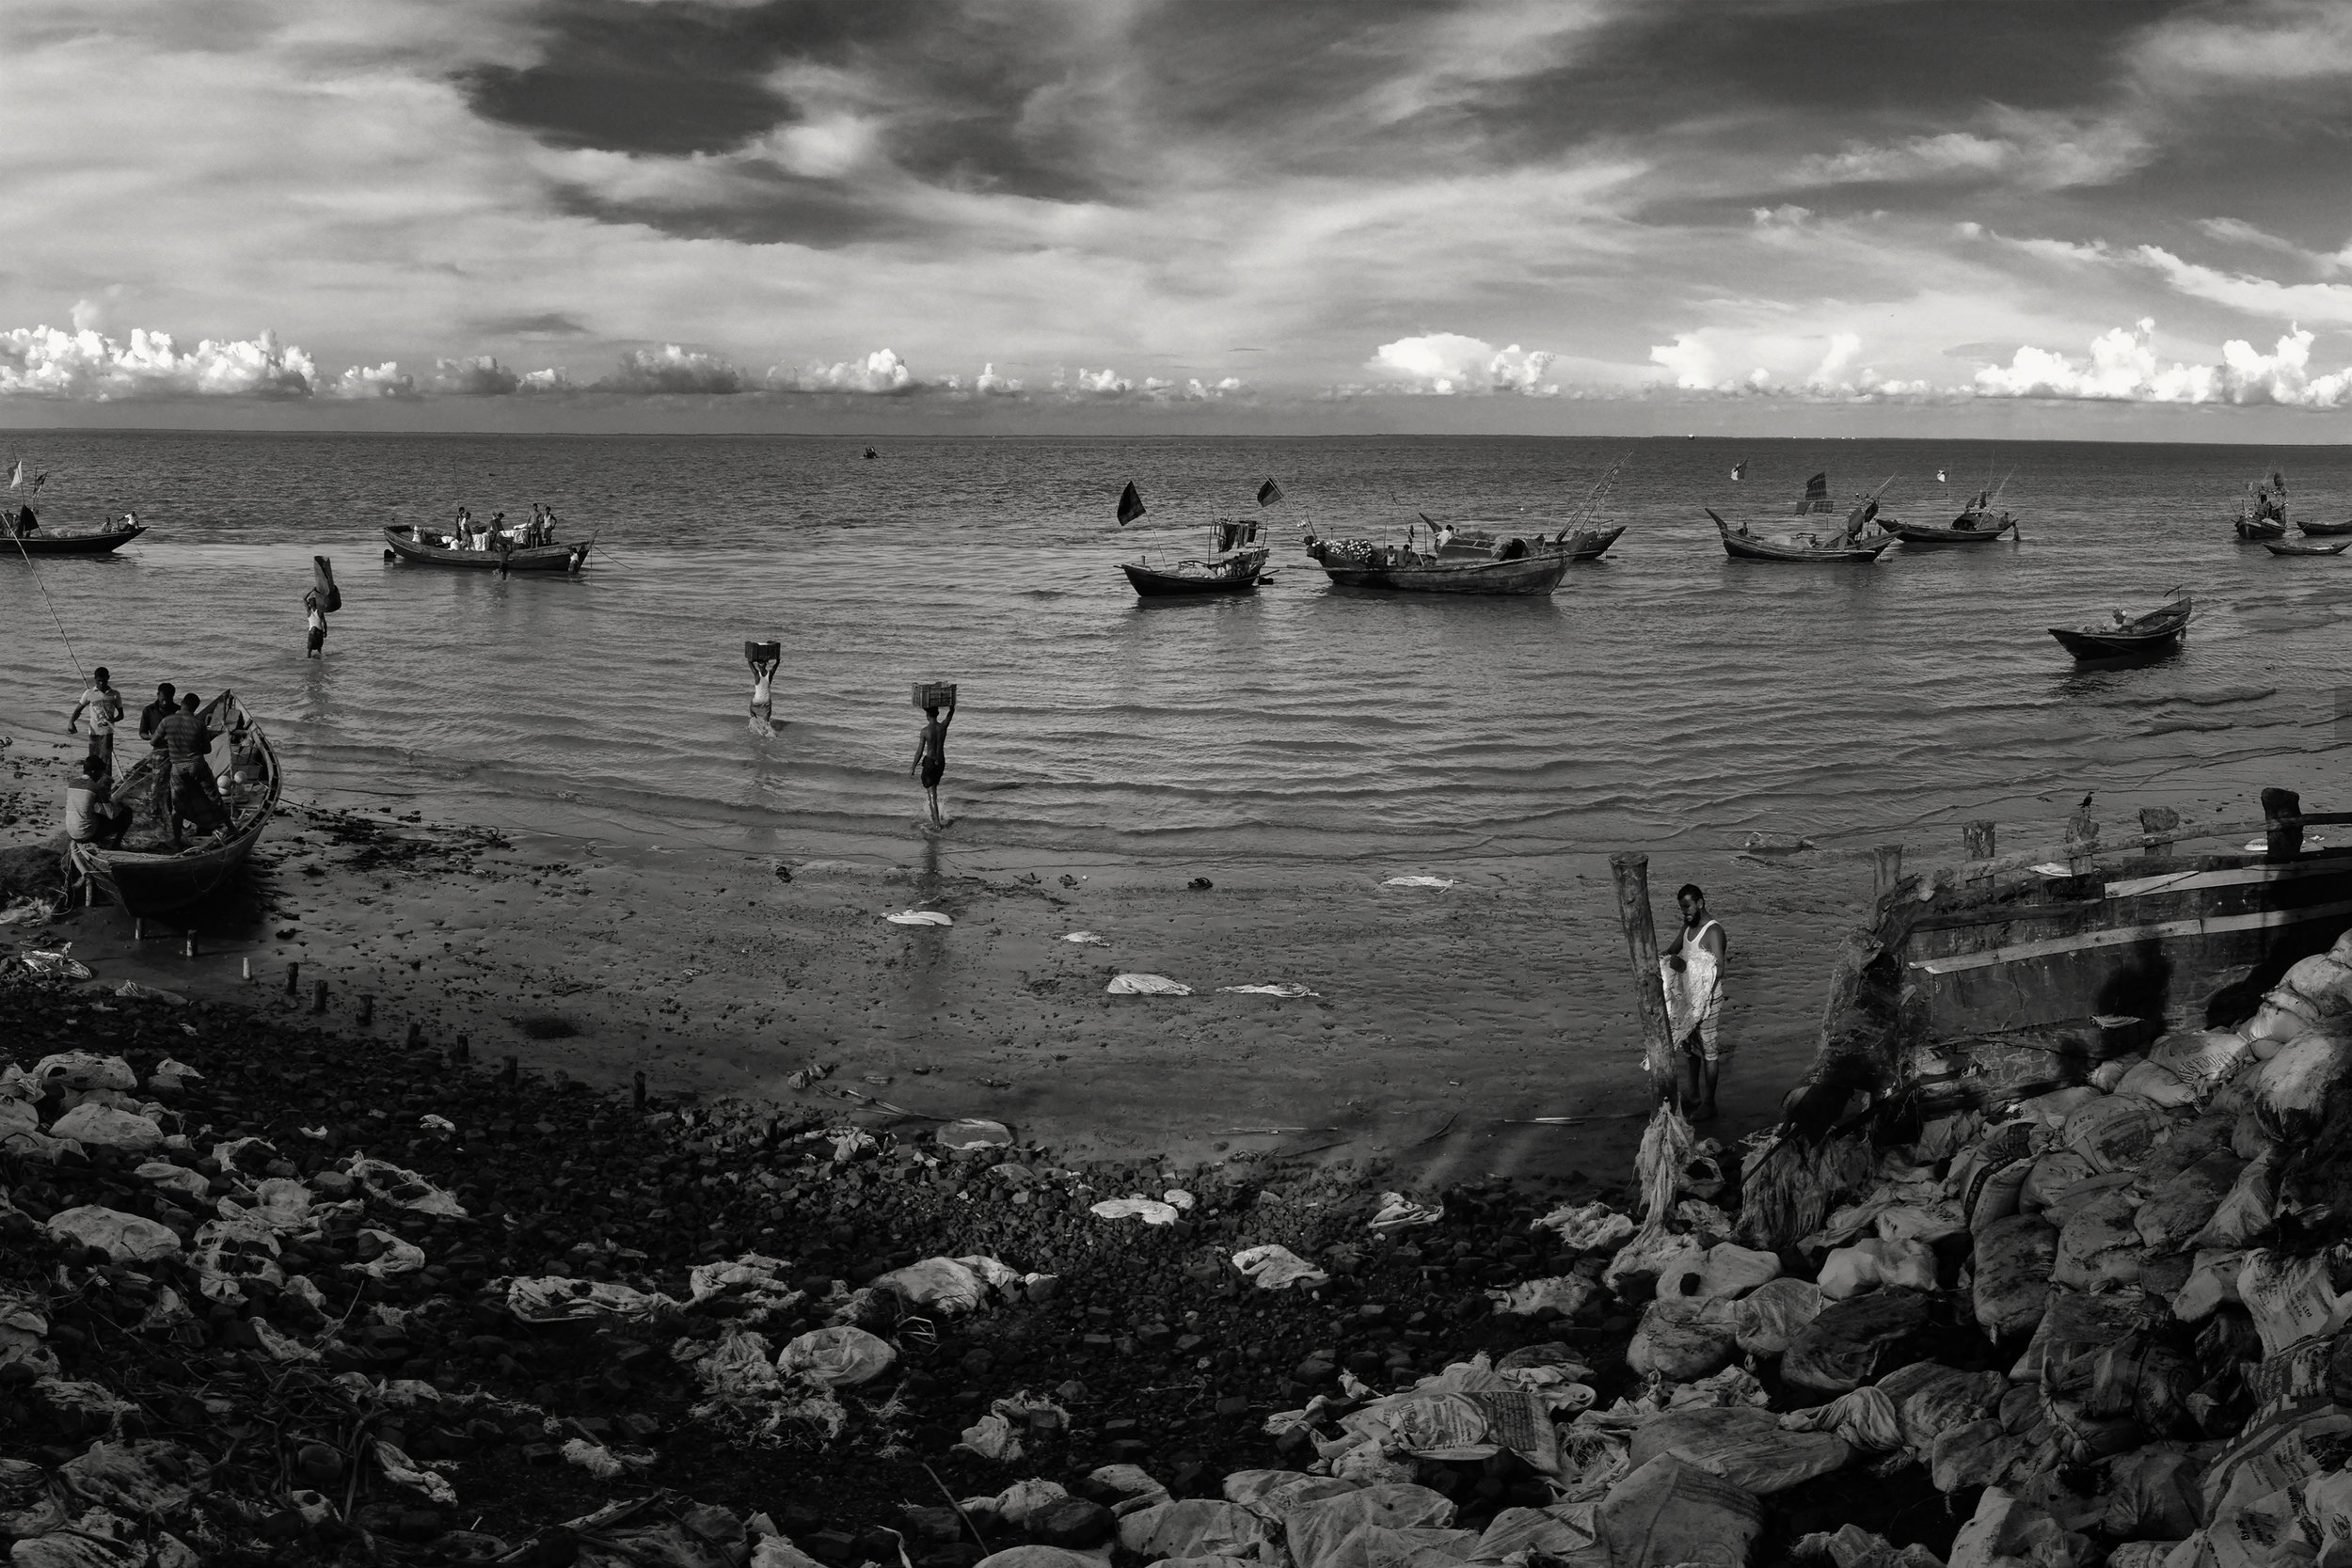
[1660,883,1729,1120]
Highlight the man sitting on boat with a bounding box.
[66,755,131,850]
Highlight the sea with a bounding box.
[4,433,2348,1075]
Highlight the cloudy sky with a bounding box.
[5,0,2351,435]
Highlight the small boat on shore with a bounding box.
[1120,517,1270,597]
[2047,592,2192,658]
[2264,538,2350,557]
[1886,487,2017,546]
[2298,516,2352,537]
[3,523,146,557]
[384,525,590,573]
[71,689,279,916]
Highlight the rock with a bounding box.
[1026,1497,1114,1548]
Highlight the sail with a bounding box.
[1795,472,1834,515]
[1116,482,1146,526]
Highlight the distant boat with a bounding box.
[1731,462,1746,481]
[1303,535,1569,594]
[1937,468,1947,483]
[1888,488,2018,546]
[864,448,878,460]
[3,522,146,557]
[2263,539,2349,557]
[2298,516,2352,537]
[2049,593,2192,659]
[383,525,591,573]
[1707,473,1894,562]
[2234,471,2289,540]
[1122,516,1270,597]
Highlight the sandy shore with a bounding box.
[6,718,2343,1183]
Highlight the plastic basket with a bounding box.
[913,681,958,710]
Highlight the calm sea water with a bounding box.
[3,432,2348,871]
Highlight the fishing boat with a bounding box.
[1728,787,2352,1253]
[1707,473,1894,563]
[1120,517,1270,597]
[70,689,280,916]
[1886,488,2017,546]
[2047,592,2192,658]
[1301,533,1568,594]
[2264,538,2350,558]
[2233,471,2290,540]
[383,524,591,573]
[1437,524,1626,563]
[3,523,146,557]
[2298,517,2352,537]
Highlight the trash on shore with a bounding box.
[1382,876,1456,889]
[1216,983,1320,998]
[1105,973,1192,996]
[883,910,953,927]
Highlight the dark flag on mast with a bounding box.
[1256,477,1284,506]
[1116,481,1147,526]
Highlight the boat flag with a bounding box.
[1730,462,1745,481]
[1256,477,1284,506]
[5,460,19,489]
[1116,481,1147,526]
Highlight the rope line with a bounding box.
[8,526,90,686]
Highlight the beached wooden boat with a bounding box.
[1708,512,1890,563]
[70,690,279,916]
[3,524,147,558]
[2298,517,2352,537]
[1302,535,1568,594]
[2047,594,2192,658]
[383,525,590,573]
[1121,517,1269,597]
[2264,538,2350,557]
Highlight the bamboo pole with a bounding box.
[1609,853,1677,1100]
[1909,808,2351,895]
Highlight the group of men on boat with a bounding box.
[4,506,138,539]
[423,503,564,552]
[64,669,262,854]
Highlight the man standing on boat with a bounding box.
[912,691,956,829]
[151,692,220,849]
[1660,883,1729,1120]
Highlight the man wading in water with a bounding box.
[911,691,956,829]
[1660,883,1729,1120]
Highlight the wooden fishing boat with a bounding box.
[2235,515,2288,542]
[1121,517,1269,597]
[1437,523,1627,562]
[2047,593,2192,658]
[70,690,279,916]
[1561,525,1627,561]
[2298,517,2352,537]
[1708,512,1890,563]
[1724,788,2352,1252]
[1887,491,2016,546]
[2233,469,2290,540]
[3,524,147,558]
[1302,535,1568,594]
[2264,538,2350,557]
[383,524,590,573]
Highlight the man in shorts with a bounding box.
[911,690,957,829]
[1660,883,1729,1120]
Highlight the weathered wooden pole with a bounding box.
[1963,821,1996,863]
[2264,788,2303,859]
[2137,807,2181,863]
[1870,845,1905,908]
[2066,803,2101,875]
[1609,852,1677,1099]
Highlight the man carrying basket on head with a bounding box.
[912,684,957,829]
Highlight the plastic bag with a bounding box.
[2253,1028,2352,1137]
[2063,1094,2171,1173]
[1105,973,1190,995]
[506,1275,676,1323]
[2103,1447,2204,1541]
[1780,1386,1902,1451]
[1881,1362,2005,1449]
[47,1103,164,1151]
[1931,1419,2024,1493]
[31,1052,135,1092]
[2239,1249,2352,1358]
[778,1326,896,1387]
[1782,1289,1931,1394]
[45,1205,180,1263]
[1628,1406,1851,1495]
[937,1119,1013,1150]
[1734,1277,1822,1357]
[1597,1454,1762,1568]
[2137,1152,2243,1254]
[1820,1238,1938,1300]
[1947,1489,2091,1568]
[1117,1500,1275,1563]
[2192,1156,2279,1250]
[1627,1298,1738,1381]
[1974,1214,2058,1338]
[2052,1188,2146,1291]
[1282,1482,1465,1568]
[1092,1196,1181,1226]
[1658,1243,1782,1304]
[1532,1201,1635,1253]
[1233,1244,1329,1291]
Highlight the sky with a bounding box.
[4,0,2352,437]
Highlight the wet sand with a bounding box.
[6,719,2342,1185]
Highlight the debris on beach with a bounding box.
[1105,974,1193,996]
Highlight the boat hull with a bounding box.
[2298,518,2352,537]
[383,527,589,572]
[2234,518,2288,541]
[1889,520,2013,546]
[1716,523,1890,563]
[2048,626,2185,658]
[1563,526,1626,561]
[71,695,279,917]
[4,526,146,557]
[1121,562,1262,596]
[2264,540,2350,557]
[1311,552,1567,595]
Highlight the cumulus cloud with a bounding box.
[0,324,316,399]
[1070,367,1132,394]
[1972,318,2352,405]
[1647,328,1931,399]
[1370,333,1556,395]
[595,344,746,395]
[975,363,1021,396]
[329,361,416,399]
[769,348,916,395]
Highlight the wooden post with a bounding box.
[357,994,373,1025]
[1870,845,1905,907]
[284,961,299,997]
[241,957,251,981]
[310,978,327,1014]
[406,1021,422,1048]
[2066,804,2101,875]
[1608,853,1677,1096]
[2137,807,2181,862]
[2264,788,2303,859]
[633,1070,648,1111]
[499,1054,518,1086]
[1963,821,1996,863]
